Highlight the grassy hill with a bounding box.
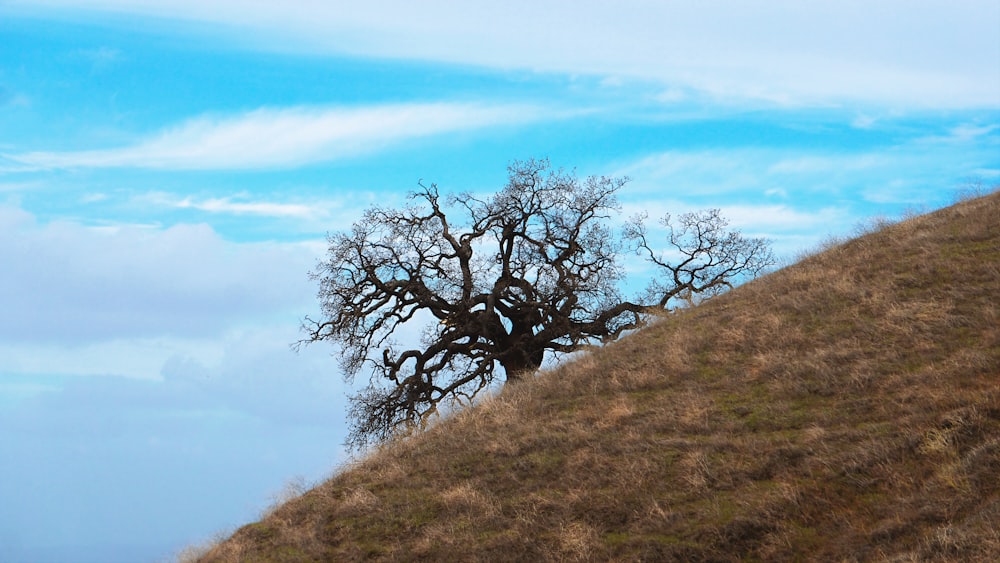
[194,192,999,562]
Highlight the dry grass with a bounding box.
[196,191,1000,562]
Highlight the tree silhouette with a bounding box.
[301,159,773,448]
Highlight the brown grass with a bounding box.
[195,191,1000,562]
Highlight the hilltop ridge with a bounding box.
[195,192,999,562]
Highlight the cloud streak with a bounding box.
[616,132,999,204]
[7,0,999,107]
[4,102,549,170]
[174,196,319,219]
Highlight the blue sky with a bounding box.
[1,1,998,561]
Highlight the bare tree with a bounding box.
[301,158,773,448]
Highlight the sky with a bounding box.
[0,1,998,561]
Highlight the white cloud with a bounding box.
[3,102,550,170]
[767,154,889,175]
[7,0,999,107]
[972,168,1000,180]
[133,190,382,234]
[174,195,319,219]
[616,150,766,193]
[0,204,320,345]
[654,88,688,104]
[948,123,999,142]
[613,137,997,208]
[0,155,38,173]
[717,204,848,233]
[620,199,848,234]
[607,139,998,257]
[0,179,42,192]
[910,122,1000,149]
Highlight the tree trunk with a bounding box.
[498,332,544,383]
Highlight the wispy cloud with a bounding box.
[766,154,889,175]
[137,191,380,229]
[0,179,43,192]
[8,0,999,107]
[615,137,996,205]
[716,204,848,233]
[0,154,38,173]
[620,199,848,235]
[174,195,319,219]
[3,102,549,170]
[946,123,1000,142]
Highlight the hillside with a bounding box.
[195,192,999,562]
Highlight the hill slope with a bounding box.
[197,193,999,562]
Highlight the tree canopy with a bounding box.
[301,159,773,448]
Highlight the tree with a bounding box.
[301,158,773,448]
